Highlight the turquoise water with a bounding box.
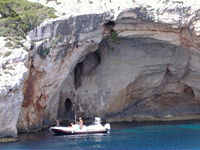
[1,121,200,149]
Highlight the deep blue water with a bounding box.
[1,121,200,149]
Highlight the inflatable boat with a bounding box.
[49,117,111,135]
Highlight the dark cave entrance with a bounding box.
[57,97,75,122]
[65,98,72,112]
[64,98,74,122]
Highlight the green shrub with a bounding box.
[0,0,56,38]
[37,47,50,59]
[109,30,120,44]
[108,30,120,51]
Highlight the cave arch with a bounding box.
[67,37,200,121]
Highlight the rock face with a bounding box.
[17,13,109,131]
[0,37,28,138]
[1,0,200,135]
[58,37,200,122]
[92,38,200,121]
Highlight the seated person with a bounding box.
[78,117,83,129]
[56,119,60,126]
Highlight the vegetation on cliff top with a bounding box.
[0,0,56,39]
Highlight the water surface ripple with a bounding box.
[1,121,200,149]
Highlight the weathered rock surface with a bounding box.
[0,37,28,137]
[2,0,200,137]
[17,13,108,131]
[17,0,200,132]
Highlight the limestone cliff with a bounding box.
[0,37,28,138]
[1,0,200,138]
[18,0,200,131]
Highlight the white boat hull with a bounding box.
[49,123,111,135]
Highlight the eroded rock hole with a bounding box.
[103,20,116,35]
[82,51,101,76]
[74,62,83,89]
[104,20,116,27]
[65,98,72,112]
[74,50,101,89]
[57,96,75,122]
[184,85,195,96]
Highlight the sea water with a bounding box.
[1,121,200,149]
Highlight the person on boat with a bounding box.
[78,117,84,129]
[56,119,60,126]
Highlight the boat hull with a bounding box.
[49,119,111,136]
[50,128,108,135]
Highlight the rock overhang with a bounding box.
[2,0,200,134]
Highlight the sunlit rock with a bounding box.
[0,37,28,137]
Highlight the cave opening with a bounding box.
[68,37,200,121]
[103,20,116,28]
[57,36,200,123]
[64,98,72,112]
[57,97,74,122]
[103,20,116,36]
[74,62,83,89]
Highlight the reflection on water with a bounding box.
[1,120,200,149]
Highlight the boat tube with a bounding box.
[49,117,111,135]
